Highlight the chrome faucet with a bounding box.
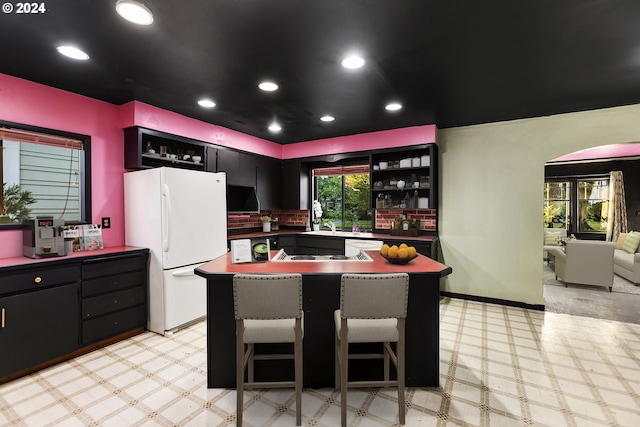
[324,221,336,233]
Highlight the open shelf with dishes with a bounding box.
[124,126,207,171]
[370,144,437,210]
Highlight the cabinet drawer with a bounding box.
[0,265,79,296]
[82,270,146,297]
[82,305,146,345]
[82,254,147,280]
[82,287,145,319]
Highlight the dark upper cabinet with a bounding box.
[281,159,309,210]
[217,148,257,187]
[124,127,207,171]
[205,146,217,173]
[256,155,282,210]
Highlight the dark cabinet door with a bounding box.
[256,155,282,210]
[0,284,79,377]
[281,160,309,210]
[217,148,256,187]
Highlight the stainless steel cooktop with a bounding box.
[271,249,373,262]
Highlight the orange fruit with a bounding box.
[399,243,408,249]
[407,246,417,257]
[380,244,390,256]
[398,248,409,258]
[388,245,399,258]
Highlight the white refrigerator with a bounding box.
[124,167,227,335]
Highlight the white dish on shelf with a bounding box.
[192,156,202,163]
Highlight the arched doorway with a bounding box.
[542,143,640,323]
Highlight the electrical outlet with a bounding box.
[101,217,111,229]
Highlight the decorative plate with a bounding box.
[381,253,418,264]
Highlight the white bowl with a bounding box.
[379,162,388,170]
[192,156,202,163]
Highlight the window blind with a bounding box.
[313,164,370,177]
[0,128,83,150]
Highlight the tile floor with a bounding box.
[2,297,640,426]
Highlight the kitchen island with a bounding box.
[195,250,452,388]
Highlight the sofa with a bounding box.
[613,232,640,284]
[555,239,615,292]
[543,228,567,260]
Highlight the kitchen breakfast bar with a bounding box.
[195,251,452,389]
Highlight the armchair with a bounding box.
[555,239,615,292]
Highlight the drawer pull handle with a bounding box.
[1,308,5,329]
[34,276,42,284]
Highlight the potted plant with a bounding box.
[312,200,323,231]
[1,182,36,223]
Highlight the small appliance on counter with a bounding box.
[23,216,67,258]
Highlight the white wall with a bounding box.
[438,104,640,305]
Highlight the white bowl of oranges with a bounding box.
[380,243,418,264]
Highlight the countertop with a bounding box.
[195,250,451,277]
[0,246,148,269]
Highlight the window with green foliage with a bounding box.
[577,179,609,232]
[313,165,370,231]
[544,182,570,229]
[543,176,609,234]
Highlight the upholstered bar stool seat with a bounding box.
[233,273,303,426]
[335,273,410,427]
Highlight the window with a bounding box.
[313,165,370,231]
[543,182,570,229]
[543,176,609,234]
[578,179,609,232]
[0,122,91,227]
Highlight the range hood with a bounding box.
[227,184,260,213]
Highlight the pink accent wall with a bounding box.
[0,74,124,258]
[282,125,437,159]
[120,101,283,159]
[549,143,640,162]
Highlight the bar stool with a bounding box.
[335,273,409,427]
[233,273,304,426]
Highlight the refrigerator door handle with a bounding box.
[161,183,171,252]
[171,264,204,277]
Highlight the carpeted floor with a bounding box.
[543,262,640,324]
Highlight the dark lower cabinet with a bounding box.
[0,283,78,378]
[0,249,149,382]
[295,236,344,255]
[80,252,148,345]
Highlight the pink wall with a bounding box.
[0,74,123,258]
[282,125,437,159]
[120,101,282,159]
[549,143,640,162]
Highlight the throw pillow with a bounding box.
[622,232,640,254]
[615,233,629,250]
[544,230,562,246]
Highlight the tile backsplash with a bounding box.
[227,210,310,230]
[375,209,437,231]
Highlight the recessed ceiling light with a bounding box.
[258,81,279,92]
[385,103,403,111]
[320,115,335,122]
[197,99,216,108]
[341,55,365,69]
[56,46,90,60]
[268,123,282,132]
[116,0,154,26]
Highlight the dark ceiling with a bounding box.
[2,0,640,144]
